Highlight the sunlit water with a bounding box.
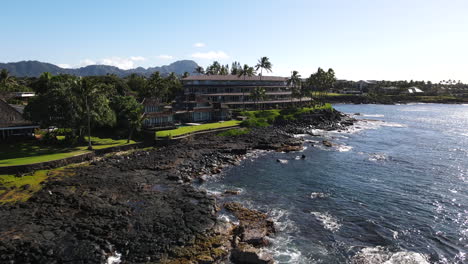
[199,104,468,264]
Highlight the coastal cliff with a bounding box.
[0,109,354,264]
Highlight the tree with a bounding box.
[287,71,302,106]
[143,71,168,101]
[250,87,266,109]
[255,57,272,81]
[126,73,147,95]
[183,72,190,78]
[237,64,256,109]
[219,65,229,75]
[231,61,241,75]
[73,78,116,149]
[0,69,19,93]
[194,66,205,75]
[206,61,221,75]
[306,68,336,105]
[25,76,79,130]
[166,72,182,101]
[112,96,145,143]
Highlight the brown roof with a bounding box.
[182,75,287,82]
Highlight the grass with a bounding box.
[239,104,334,127]
[0,165,78,204]
[0,136,136,167]
[156,120,241,138]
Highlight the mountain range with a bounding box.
[0,60,200,77]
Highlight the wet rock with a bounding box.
[322,140,333,147]
[224,202,275,247]
[0,108,353,263]
[231,243,275,264]
[276,145,303,152]
[224,189,241,195]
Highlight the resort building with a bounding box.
[181,75,310,109]
[0,99,38,140]
[142,98,174,128]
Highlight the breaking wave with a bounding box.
[310,211,342,232]
[351,246,430,264]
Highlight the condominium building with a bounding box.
[181,75,310,109]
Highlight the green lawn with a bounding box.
[156,120,241,138]
[0,137,136,167]
[0,165,78,203]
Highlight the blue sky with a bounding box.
[1,0,467,82]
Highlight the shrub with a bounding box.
[217,128,250,137]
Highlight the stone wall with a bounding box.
[0,142,147,175]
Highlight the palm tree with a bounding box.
[287,71,302,106]
[206,61,221,75]
[255,57,272,81]
[231,61,241,75]
[0,69,10,85]
[0,69,18,92]
[194,66,205,75]
[238,64,256,109]
[220,65,229,75]
[250,87,266,109]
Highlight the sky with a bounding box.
[1,0,467,82]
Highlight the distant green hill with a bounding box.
[0,60,199,77]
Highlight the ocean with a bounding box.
[199,103,468,264]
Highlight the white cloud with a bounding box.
[191,51,229,60]
[193,42,206,48]
[98,57,136,70]
[130,56,146,61]
[58,63,71,69]
[77,57,148,69]
[78,59,96,67]
[156,54,174,60]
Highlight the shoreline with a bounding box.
[323,95,468,105]
[0,109,355,264]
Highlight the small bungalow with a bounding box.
[0,99,38,140]
[405,87,424,94]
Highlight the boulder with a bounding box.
[224,203,275,247]
[231,243,275,264]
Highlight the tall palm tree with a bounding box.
[287,71,302,106]
[231,61,241,75]
[255,57,272,81]
[238,64,256,109]
[194,66,205,75]
[250,87,266,110]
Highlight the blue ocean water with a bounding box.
[200,104,468,264]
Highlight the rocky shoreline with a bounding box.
[0,109,355,264]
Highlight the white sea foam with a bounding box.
[218,213,240,225]
[310,192,330,199]
[352,246,429,264]
[277,159,289,164]
[311,211,342,232]
[106,252,122,264]
[362,114,385,118]
[293,134,309,138]
[263,209,304,263]
[368,153,389,162]
[336,144,353,152]
[308,129,326,136]
[381,122,407,128]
